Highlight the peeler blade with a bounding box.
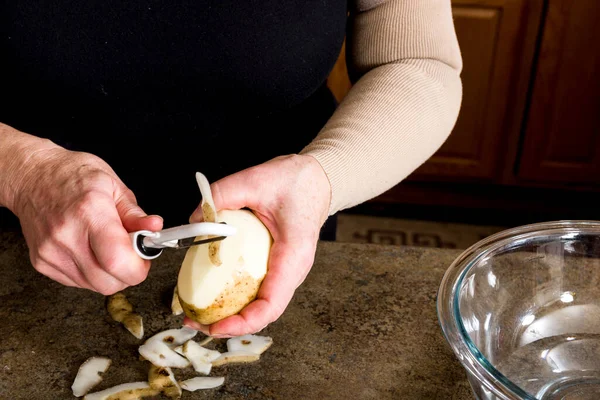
[174,235,227,249]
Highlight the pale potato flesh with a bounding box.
[177,209,272,325]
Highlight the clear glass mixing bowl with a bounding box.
[437,221,600,400]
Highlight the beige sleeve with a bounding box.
[299,0,463,215]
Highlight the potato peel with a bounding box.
[83,382,159,400]
[138,340,190,369]
[148,364,182,399]
[107,292,144,340]
[211,350,260,367]
[72,356,112,397]
[195,172,217,223]
[140,327,198,368]
[195,172,222,266]
[171,287,183,316]
[180,377,225,391]
[182,340,221,375]
[227,334,273,355]
[146,327,197,348]
[173,345,184,356]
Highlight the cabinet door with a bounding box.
[517,0,600,184]
[411,0,543,181]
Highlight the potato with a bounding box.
[177,209,272,325]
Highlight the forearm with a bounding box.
[302,60,462,214]
[0,123,58,211]
[300,0,463,215]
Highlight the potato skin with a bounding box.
[179,272,264,325]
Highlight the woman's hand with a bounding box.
[8,141,163,295]
[184,154,331,337]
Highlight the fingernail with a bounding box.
[148,214,163,221]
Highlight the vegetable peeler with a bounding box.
[130,222,237,260]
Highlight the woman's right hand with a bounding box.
[4,133,163,295]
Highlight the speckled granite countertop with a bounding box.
[0,232,474,399]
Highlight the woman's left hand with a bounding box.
[183,154,331,337]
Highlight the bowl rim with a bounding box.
[436,220,600,400]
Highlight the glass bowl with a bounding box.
[437,221,600,400]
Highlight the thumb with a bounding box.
[115,191,164,232]
[189,172,257,223]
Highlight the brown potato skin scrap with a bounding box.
[201,203,216,223]
[122,314,142,330]
[200,198,222,265]
[120,314,143,339]
[211,353,260,367]
[107,293,133,322]
[105,387,159,400]
[148,365,171,387]
[148,365,181,399]
[179,273,263,325]
[107,292,143,338]
[208,242,222,266]
[163,336,175,344]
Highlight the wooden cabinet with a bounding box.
[415,4,504,180]
[327,0,600,220]
[411,0,543,182]
[516,0,600,184]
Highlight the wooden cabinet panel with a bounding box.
[327,38,351,104]
[413,6,500,178]
[441,8,499,164]
[517,0,600,184]
[411,0,543,181]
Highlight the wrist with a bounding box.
[295,153,332,221]
[0,123,61,213]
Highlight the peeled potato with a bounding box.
[177,209,273,325]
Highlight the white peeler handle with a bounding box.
[129,222,237,260]
[130,230,162,260]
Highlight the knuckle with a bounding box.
[129,268,149,285]
[47,216,70,240]
[36,239,58,261]
[96,282,125,296]
[102,257,124,277]
[98,287,118,296]
[74,191,101,216]
[80,189,106,205]
[77,163,108,181]
[32,259,51,275]
[104,257,147,285]
[80,189,100,204]
[127,260,150,285]
[121,188,137,203]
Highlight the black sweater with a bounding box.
[0,0,347,224]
